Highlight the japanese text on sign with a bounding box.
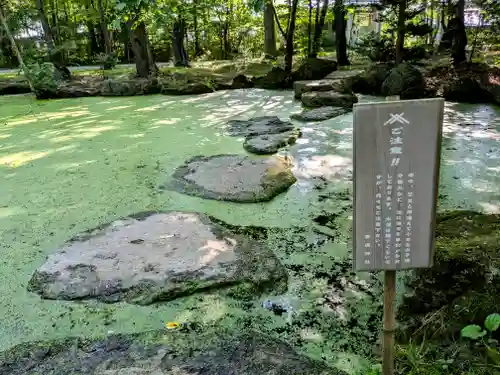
[353,98,444,271]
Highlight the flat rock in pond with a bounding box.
[0,330,338,375]
[291,106,350,122]
[226,116,295,137]
[301,90,358,108]
[243,129,301,155]
[167,154,296,202]
[27,211,287,305]
[293,79,347,99]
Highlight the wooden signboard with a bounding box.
[353,98,445,272]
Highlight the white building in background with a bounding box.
[339,0,486,47]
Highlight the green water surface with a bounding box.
[1,90,500,372]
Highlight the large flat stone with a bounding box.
[167,154,296,202]
[293,79,346,99]
[243,129,301,155]
[301,90,358,108]
[226,116,295,137]
[291,106,350,122]
[324,69,364,80]
[27,212,287,305]
[0,330,339,375]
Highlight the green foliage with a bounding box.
[461,324,487,340]
[95,53,118,70]
[25,62,57,91]
[353,32,395,62]
[462,313,500,340]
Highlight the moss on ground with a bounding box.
[396,210,500,374]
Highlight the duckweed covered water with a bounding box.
[1,90,500,371]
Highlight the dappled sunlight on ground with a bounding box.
[1,89,500,369]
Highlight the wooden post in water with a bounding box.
[353,95,444,375]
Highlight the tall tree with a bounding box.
[97,0,113,56]
[117,0,158,77]
[35,0,71,79]
[0,1,34,91]
[451,0,467,65]
[172,16,189,66]
[311,0,329,57]
[334,0,349,65]
[395,0,407,64]
[263,0,277,58]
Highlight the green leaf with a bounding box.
[485,313,500,332]
[461,325,487,340]
[116,2,127,10]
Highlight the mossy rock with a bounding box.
[398,210,500,342]
[381,63,426,99]
[0,327,341,375]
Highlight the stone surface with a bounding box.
[101,79,161,96]
[292,57,338,81]
[348,63,393,95]
[167,154,296,202]
[243,129,301,155]
[0,80,32,95]
[290,106,350,122]
[324,70,364,80]
[230,74,254,89]
[293,79,348,99]
[226,116,296,137]
[301,90,358,108]
[381,63,426,99]
[0,330,339,375]
[161,82,213,95]
[27,211,287,304]
[252,67,292,89]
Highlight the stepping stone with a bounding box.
[324,69,364,80]
[291,106,350,122]
[226,116,295,137]
[301,90,358,108]
[293,79,346,99]
[167,154,296,202]
[0,330,337,375]
[27,211,287,305]
[243,129,301,155]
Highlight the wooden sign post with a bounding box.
[353,97,445,375]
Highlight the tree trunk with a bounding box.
[285,0,299,73]
[97,0,112,55]
[35,0,70,80]
[127,20,157,77]
[172,17,189,67]
[86,23,99,56]
[307,0,312,56]
[395,0,407,65]
[193,0,202,57]
[311,0,329,57]
[264,0,277,59]
[451,0,467,65]
[334,0,349,66]
[0,5,34,91]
